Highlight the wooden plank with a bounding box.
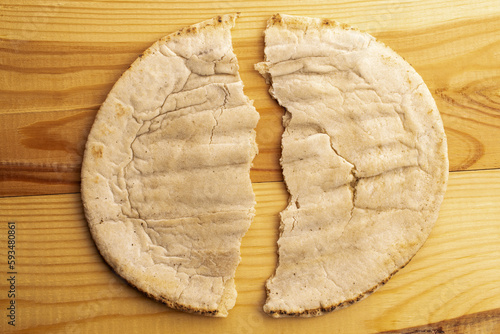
[0,0,497,43]
[381,308,500,334]
[0,109,95,196]
[0,169,499,333]
[1,1,500,196]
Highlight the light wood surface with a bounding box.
[1,0,500,195]
[0,0,499,333]
[0,170,499,333]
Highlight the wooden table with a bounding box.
[1,1,499,333]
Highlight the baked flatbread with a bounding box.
[81,14,259,317]
[255,14,448,317]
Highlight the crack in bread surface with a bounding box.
[119,53,257,299]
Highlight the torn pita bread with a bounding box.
[81,14,259,317]
[255,14,448,317]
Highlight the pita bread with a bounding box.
[255,14,448,317]
[81,14,259,317]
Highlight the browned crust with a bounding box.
[267,13,357,32]
[160,13,239,44]
[136,283,220,317]
[124,13,239,67]
[91,242,221,317]
[265,255,416,318]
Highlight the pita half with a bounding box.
[81,14,259,317]
[255,13,448,317]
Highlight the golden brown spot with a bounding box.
[99,124,112,136]
[116,104,127,117]
[270,14,284,26]
[140,47,156,59]
[322,19,335,26]
[91,145,103,159]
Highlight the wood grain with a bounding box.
[381,308,500,334]
[0,169,499,333]
[0,1,499,332]
[1,0,500,196]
